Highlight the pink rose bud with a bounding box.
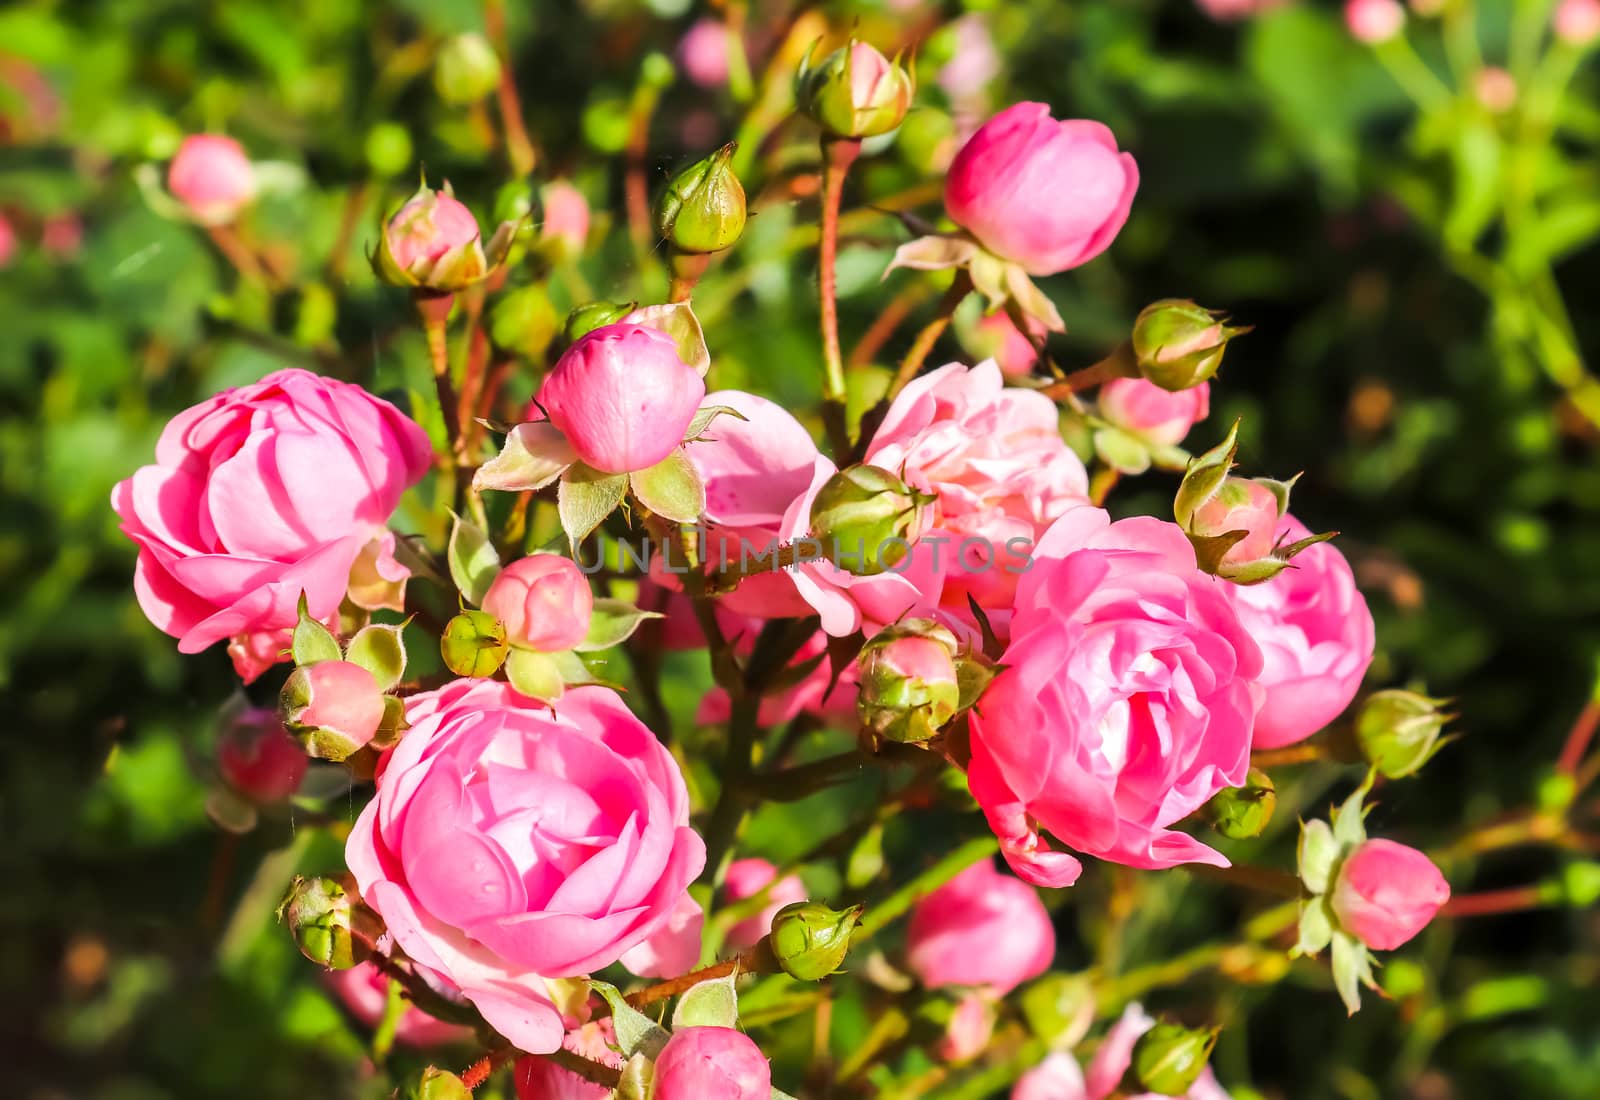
[1190,477,1281,566]
[1475,66,1518,113]
[966,308,1045,378]
[721,858,808,952]
[1556,0,1600,44]
[481,554,594,652]
[540,180,590,259]
[217,708,308,803]
[283,660,387,761]
[385,187,482,273]
[945,102,1139,276]
[678,18,732,89]
[1331,839,1450,950]
[906,860,1056,996]
[857,624,963,745]
[1099,378,1211,448]
[797,39,914,139]
[537,322,706,474]
[652,1026,771,1100]
[939,992,997,1063]
[167,134,256,223]
[1346,0,1406,44]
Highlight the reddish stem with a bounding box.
[1039,343,1141,400]
[1556,698,1600,777]
[1441,884,1548,918]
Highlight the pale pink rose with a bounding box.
[0,213,15,267]
[540,181,590,258]
[386,189,481,271]
[345,680,706,1053]
[653,1026,771,1100]
[1331,839,1449,950]
[110,369,433,682]
[945,103,1139,276]
[298,660,386,751]
[322,961,473,1048]
[938,17,1001,103]
[1195,0,1285,20]
[698,624,860,728]
[168,134,256,222]
[537,323,706,474]
[1223,514,1374,748]
[1191,479,1280,566]
[1346,0,1405,43]
[967,509,1262,886]
[216,708,307,803]
[1556,0,1600,44]
[965,309,1045,378]
[514,1019,622,1100]
[482,554,593,652]
[906,860,1056,995]
[678,18,732,88]
[939,991,998,1062]
[1098,378,1210,448]
[719,858,808,952]
[1012,1051,1088,1100]
[1085,1004,1231,1100]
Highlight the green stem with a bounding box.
[1374,35,1455,112]
[370,977,405,1064]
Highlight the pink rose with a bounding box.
[1556,0,1600,44]
[653,1026,771,1100]
[110,369,433,682]
[514,1019,623,1100]
[1331,839,1449,950]
[1345,0,1405,43]
[292,660,387,755]
[216,708,307,804]
[938,992,998,1062]
[1098,378,1210,448]
[945,103,1139,276]
[482,555,594,652]
[0,213,14,267]
[541,181,590,259]
[1224,514,1374,748]
[322,961,473,1049]
[345,680,706,1052]
[1194,0,1285,20]
[1190,478,1280,567]
[167,134,256,222]
[906,860,1055,995]
[385,188,482,271]
[1084,1004,1231,1100]
[719,858,808,952]
[967,508,1262,886]
[965,309,1045,378]
[937,17,1001,103]
[677,18,732,89]
[538,323,706,474]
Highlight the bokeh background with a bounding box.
[3,1,1598,1097]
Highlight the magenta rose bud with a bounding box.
[945,102,1139,276]
[1099,378,1211,448]
[677,18,732,89]
[721,858,808,952]
[386,188,481,271]
[652,1026,771,1100]
[167,134,256,223]
[906,860,1055,995]
[1331,839,1450,950]
[217,709,308,804]
[481,555,594,652]
[537,322,706,474]
[285,660,387,760]
[1346,0,1405,43]
[1556,0,1600,44]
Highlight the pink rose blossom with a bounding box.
[652,1026,771,1100]
[945,102,1139,276]
[698,622,860,728]
[906,860,1055,995]
[482,555,594,652]
[1195,0,1285,20]
[1084,1004,1231,1100]
[937,17,1001,103]
[345,679,706,1052]
[110,369,433,682]
[0,213,15,267]
[1556,0,1600,44]
[323,961,473,1048]
[1098,378,1210,448]
[386,189,481,271]
[537,323,706,474]
[939,992,998,1062]
[1224,514,1374,748]
[678,18,732,88]
[298,660,386,750]
[216,708,307,803]
[965,309,1045,378]
[1331,839,1449,950]
[540,181,590,258]
[168,134,256,222]
[719,858,808,952]
[514,1019,623,1100]
[967,508,1262,886]
[1345,0,1405,44]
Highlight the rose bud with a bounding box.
[440,610,509,677]
[769,900,863,981]
[1131,1020,1220,1097]
[1019,973,1095,1051]
[907,861,1055,996]
[652,1027,771,1100]
[677,18,732,89]
[1204,767,1277,839]
[0,214,14,268]
[964,308,1046,378]
[281,660,387,762]
[1099,378,1211,448]
[433,32,502,105]
[279,874,379,970]
[374,183,510,294]
[217,708,308,804]
[939,992,997,1063]
[167,134,256,224]
[1188,476,1282,567]
[482,555,594,653]
[1346,0,1406,44]
[537,323,707,474]
[1355,689,1452,779]
[722,859,808,953]
[654,143,747,254]
[1474,66,1518,114]
[1085,1005,1230,1100]
[399,1067,471,1100]
[1131,299,1242,392]
[564,300,637,344]
[1556,0,1600,45]
[809,464,933,576]
[945,102,1138,276]
[1330,839,1450,950]
[541,180,591,261]
[857,622,962,744]
[796,39,914,139]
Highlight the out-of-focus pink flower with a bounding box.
[41,212,82,258]
[110,369,432,682]
[216,708,307,803]
[1012,1051,1088,1100]
[168,135,256,223]
[1194,0,1286,20]
[541,181,590,258]
[939,992,998,1062]
[678,18,732,88]
[945,103,1138,276]
[0,213,15,267]
[653,1026,771,1100]
[323,961,473,1048]
[514,1019,622,1100]
[0,57,62,144]
[698,621,860,727]
[385,188,481,271]
[906,860,1056,995]
[938,17,1000,103]
[345,680,705,1053]
[1098,378,1210,448]
[967,508,1261,887]
[538,323,706,474]
[1224,514,1374,748]
[965,309,1046,378]
[1084,1004,1231,1100]
[1331,839,1449,950]
[720,858,808,952]
[1474,66,1518,113]
[1345,0,1405,44]
[482,555,593,652]
[1556,0,1600,44]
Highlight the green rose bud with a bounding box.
[440,610,509,678]
[434,33,502,105]
[796,39,914,139]
[278,874,380,970]
[1355,689,1452,779]
[857,620,962,744]
[654,143,747,254]
[1131,1020,1220,1097]
[1132,300,1247,392]
[768,900,863,981]
[490,284,560,359]
[564,300,638,344]
[1019,973,1095,1049]
[808,464,933,576]
[1205,767,1278,839]
[399,1067,473,1100]
[364,122,414,179]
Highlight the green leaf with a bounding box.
[505,648,565,701]
[629,451,705,523]
[473,421,575,493]
[847,821,886,889]
[448,511,501,605]
[589,981,670,1059]
[1294,898,1334,957]
[1330,931,1372,1016]
[1298,818,1339,895]
[671,972,740,1030]
[292,593,341,666]
[1174,419,1240,528]
[884,232,979,276]
[344,623,407,692]
[558,465,629,547]
[624,300,711,375]
[574,598,664,652]
[683,403,749,441]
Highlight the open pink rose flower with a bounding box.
[111,368,433,682]
[1224,514,1374,748]
[1331,839,1449,950]
[967,508,1262,887]
[345,679,706,1053]
[323,961,473,1049]
[906,859,1056,996]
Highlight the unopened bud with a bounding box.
[1205,767,1277,839]
[279,875,380,970]
[489,284,560,359]
[809,464,932,576]
[398,1067,472,1100]
[654,143,747,254]
[1019,973,1095,1049]
[796,39,914,139]
[769,900,862,981]
[1131,1020,1220,1097]
[434,33,502,105]
[1132,300,1244,393]
[440,610,509,678]
[565,300,637,344]
[1355,689,1451,778]
[281,660,387,763]
[857,622,961,744]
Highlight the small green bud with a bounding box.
[279,874,380,970]
[434,33,502,105]
[1132,300,1245,392]
[1019,973,1095,1049]
[796,39,914,139]
[398,1066,473,1100]
[808,464,933,576]
[441,610,509,678]
[1355,689,1451,779]
[565,300,637,344]
[364,122,414,178]
[1131,1020,1220,1096]
[654,143,747,254]
[857,621,962,744]
[768,900,863,981]
[1205,767,1277,839]
[490,284,561,359]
